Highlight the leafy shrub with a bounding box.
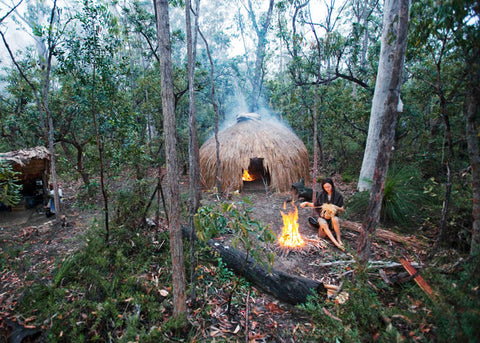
[194,195,276,269]
[0,161,23,206]
[298,270,402,342]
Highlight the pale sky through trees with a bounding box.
[0,0,341,74]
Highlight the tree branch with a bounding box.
[0,0,24,24]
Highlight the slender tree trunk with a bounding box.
[438,162,451,244]
[312,84,319,207]
[247,0,274,111]
[357,0,406,191]
[357,0,409,265]
[47,112,61,217]
[198,29,221,194]
[464,70,480,256]
[43,1,61,220]
[437,88,454,244]
[186,0,201,303]
[91,60,110,244]
[59,141,90,186]
[154,0,187,319]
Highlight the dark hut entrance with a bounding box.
[0,146,50,211]
[242,157,270,192]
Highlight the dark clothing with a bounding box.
[313,190,344,217]
[307,190,344,230]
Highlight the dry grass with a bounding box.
[199,117,310,192]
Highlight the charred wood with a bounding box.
[207,240,327,305]
[182,225,326,304]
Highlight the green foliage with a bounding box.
[111,177,151,229]
[298,270,401,342]
[347,166,434,229]
[0,161,23,207]
[430,254,480,341]
[294,254,479,343]
[194,196,276,270]
[15,223,175,342]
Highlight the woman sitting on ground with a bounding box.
[300,178,345,250]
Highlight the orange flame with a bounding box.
[278,202,305,248]
[242,169,255,181]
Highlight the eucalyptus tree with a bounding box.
[273,0,369,176]
[357,0,409,266]
[153,0,187,320]
[0,64,42,149]
[119,0,166,166]
[185,0,202,303]
[54,0,128,242]
[446,0,480,256]
[233,0,275,111]
[357,0,409,192]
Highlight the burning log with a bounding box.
[242,169,255,181]
[207,239,327,305]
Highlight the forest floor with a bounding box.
[0,177,432,341]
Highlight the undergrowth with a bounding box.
[16,223,178,342]
[8,196,480,342]
[347,166,436,230]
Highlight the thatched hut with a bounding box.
[0,146,50,209]
[199,113,310,193]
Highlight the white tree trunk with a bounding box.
[358,0,405,191]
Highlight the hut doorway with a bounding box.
[242,157,270,192]
[0,146,50,211]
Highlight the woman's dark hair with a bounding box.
[321,178,336,193]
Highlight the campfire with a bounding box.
[242,169,255,181]
[278,202,305,249]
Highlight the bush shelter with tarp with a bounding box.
[0,146,50,211]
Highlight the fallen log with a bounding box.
[342,220,425,250]
[207,239,326,305]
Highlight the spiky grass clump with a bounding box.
[346,166,434,229]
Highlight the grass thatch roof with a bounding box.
[200,114,310,192]
[1,147,50,192]
[0,146,50,167]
